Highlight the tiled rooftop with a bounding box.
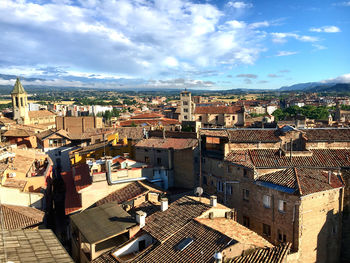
[302,128,350,142]
[95,181,148,206]
[226,129,280,143]
[257,168,344,196]
[226,149,350,169]
[119,118,179,127]
[132,220,231,263]
[62,171,82,215]
[136,138,198,150]
[196,218,272,248]
[0,229,73,263]
[0,204,44,230]
[142,196,210,242]
[227,243,291,263]
[194,106,243,114]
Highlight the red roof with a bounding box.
[257,168,344,196]
[194,106,242,114]
[136,138,198,150]
[73,163,92,192]
[119,118,179,127]
[131,113,164,119]
[62,171,82,215]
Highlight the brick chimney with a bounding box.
[161,197,168,211]
[210,196,217,207]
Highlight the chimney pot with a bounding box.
[136,211,147,228]
[328,171,332,185]
[160,197,168,211]
[210,195,217,207]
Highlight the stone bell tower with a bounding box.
[11,77,29,124]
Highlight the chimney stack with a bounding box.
[136,211,147,228]
[160,197,168,211]
[328,171,332,185]
[210,196,217,207]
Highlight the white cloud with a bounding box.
[276,51,298,56]
[227,1,253,9]
[271,32,318,43]
[321,73,350,83]
[0,0,267,81]
[333,2,350,7]
[249,21,269,29]
[312,44,327,50]
[310,26,341,33]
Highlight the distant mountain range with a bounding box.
[279,82,350,92]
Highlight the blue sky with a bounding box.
[0,0,349,90]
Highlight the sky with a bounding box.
[0,0,349,90]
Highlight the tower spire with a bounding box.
[11,77,26,94]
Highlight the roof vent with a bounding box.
[160,197,168,212]
[213,251,223,263]
[210,195,217,207]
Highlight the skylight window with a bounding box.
[175,237,194,251]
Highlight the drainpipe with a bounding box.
[105,158,148,185]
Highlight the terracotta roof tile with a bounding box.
[62,171,82,215]
[0,204,44,230]
[130,113,165,119]
[119,118,179,127]
[73,163,92,192]
[96,182,148,206]
[196,218,272,248]
[194,106,242,114]
[227,129,280,143]
[226,149,350,169]
[227,243,291,263]
[257,168,344,196]
[132,220,231,263]
[142,196,210,242]
[3,129,35,137]
[302,128,350,142]
[136,138,198,150]
[0,229,74,262]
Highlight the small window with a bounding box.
[184,109,188,113]
[199,116,202,121]
[263,224,271,237]
[263,195,271,208]
[243,216,250,227]
[232,116,235,121]
[156,149,161,153]
[226,184,232,195]
[243,169,248,177]
[183,101,188,106]
[145,156,150,163]
[176,238,193,251]
[215,116,219,121]
[157,157,162,165]
[278,200,287,213]
[144,149,149,152]
[217,180,223,192]
[243,189,249,201]
[184,115,188,119]
[227,165,232,173]
[278,229,286,242]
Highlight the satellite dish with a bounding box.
[194,187,203,197]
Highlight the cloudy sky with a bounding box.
[0,0,349,90]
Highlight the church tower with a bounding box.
[11,77,29,124]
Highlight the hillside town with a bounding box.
[0,78,349,263]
